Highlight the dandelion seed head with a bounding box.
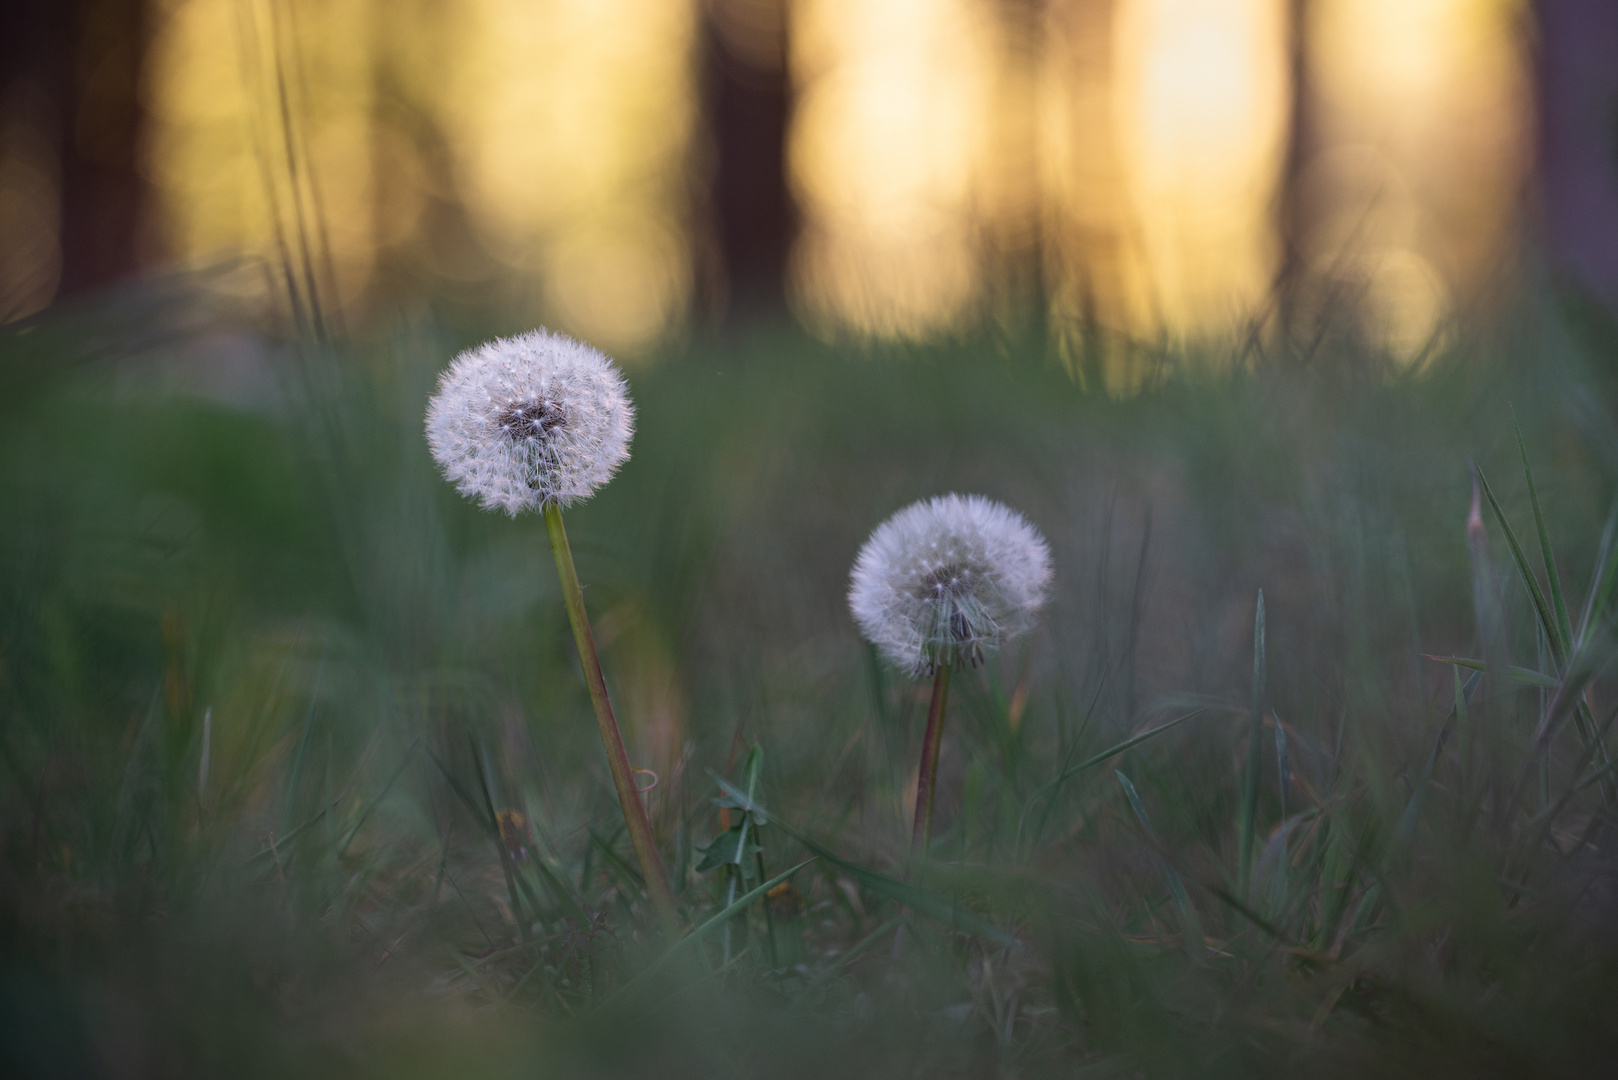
[425,328,634,515]
[849,494,1052,676]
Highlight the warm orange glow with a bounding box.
[143,0,695,352]
[440,0,696,353]
[1110,0,1289,338]
[146,0,379,317]
[1307,0,1530,358]
[134,0,1528,360]
[788,0,998,339]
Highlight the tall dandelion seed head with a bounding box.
[849,494,1052,677]
[425,329,634,515]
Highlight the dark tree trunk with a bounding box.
[1535,0,1618,314]
[56,0,152,298]
[1,0,152,307]
[1271,0,1318,353]
[696,0,797,325]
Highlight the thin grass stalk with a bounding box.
[470,735,529,943]
[1238,590,1266,903]
[543,503,678,931]
[912,664,953,852]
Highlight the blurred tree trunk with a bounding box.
[0,0,152,305]
[987,0,1048,338]
[696,0,797,325]
[1271,0,1318,355]
[1535,0,1618,316]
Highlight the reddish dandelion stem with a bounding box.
[912,664,953,852]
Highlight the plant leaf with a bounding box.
[1475,462,1565,667]
[1025,706,1208,808]
[1239,589,1266,903]
[1117,770,1206,958]
[707,771,1020,948]
[1517,420,1575,653]
[1421,654,1561,689]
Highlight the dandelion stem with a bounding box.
[912,664,953,852]
[543,502,679,932]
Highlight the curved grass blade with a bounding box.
[1422,654,1561,689]
[1395,667,1482,850]
[337,736,421,858]
[708,771,1019,948]
[602,857,815,1008]
[1475,462,1565,666]
[1274,713,1290,823]
[1579,496,1618,644]
[1117,770,1206,958]
[1239,590,1266,903]
[1025,706,1208,810]
[1516,420,1575,651]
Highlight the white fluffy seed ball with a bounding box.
[425,329,634,515]
[849,494,1052,677]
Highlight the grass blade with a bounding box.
[1117,770,1206,958]
[1025,706,1208,810]
[337,737,420,859]
[708,771,1020,948]
[603,858,816,1007]
[1578,496,1618,644]
[1422,654,1561,689]
[1239,590,1266,903]
[1475,462,1565,667]
[1274,713,1290,823]
[1516,420,1575,652]
[1395,668,1481,850]
[470,735,530,940]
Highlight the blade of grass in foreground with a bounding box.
[599,858,815,1008]
[1476,462,1564,666]
[1578,496,1618,643]
[709,772,1020,948]
[1516,420,1575,651]
[1422,655,1560,689]
[1395,667,1482,850]
[1117,770,1206,958]
[1239,590,1266,904]
[1022,706,1209,849]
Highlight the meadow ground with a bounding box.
[4,286,1618,1078]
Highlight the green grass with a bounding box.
[4,292,1618,1077]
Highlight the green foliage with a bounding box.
[4,297,1618,1077]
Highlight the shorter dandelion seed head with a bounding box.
[849,494,1052,677]
[425,329,634,515]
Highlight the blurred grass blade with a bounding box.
[423,744,498,840]
[1422,654,1560,689]
[1239,590,1266,903]
[792,916,903,1007]
[1117,770,1206,958]
[602,858,815,1007]
[1395,667,1481,850]
[708,771,1019,948]
[1579,496,1618,643]
[337,737,420,858]
[470,735,530,939]
[1025,706,1207,809]
[1516,420,1575,651]
[1274,713,1290,822]
[1476,462,1565,667]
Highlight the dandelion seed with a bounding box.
[849,494,1052,677]
[424,328,634,515]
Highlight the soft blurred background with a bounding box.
[7,3,1618,1078]
[4,0,1614,362]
